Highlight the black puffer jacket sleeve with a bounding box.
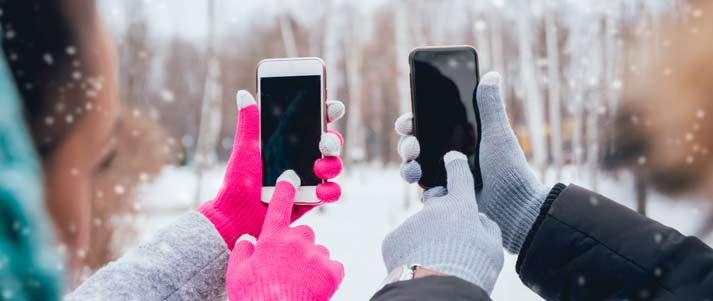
[517,184,713,300]
[370,276,491,301]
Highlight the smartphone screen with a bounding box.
[260,75,322,187]
[411,47,482,189]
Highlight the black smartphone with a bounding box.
[409,46,482,190]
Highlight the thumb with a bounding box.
[444,151,475,198]
[225,90,260,171]
[476,72,512,138]
[229,238,256,267]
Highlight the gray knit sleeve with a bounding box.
[65,211,229,301]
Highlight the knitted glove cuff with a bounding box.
[198,201,261,249]
[229,278,318,301]
[488,168,549,254]
[403,238,503,294]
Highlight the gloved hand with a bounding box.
[200,90,345,248]
[382,151,504,294]
[225,170,344,301]
[395,71,549,254]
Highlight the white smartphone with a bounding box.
[257,57,326,204]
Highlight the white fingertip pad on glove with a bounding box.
[398,136,420,161]
[236,234,257,245]
[276,170,301,190]
[394,112,413,136]
[444,151,467,164]
[326,100,345,123]
[444,151,474,196]
[400,160,422,184]
[319,132,341,156]
[236,90,256,109]
[480,71,502,87]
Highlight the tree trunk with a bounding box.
[516,5,547,176]
[545,13,563,180]
[193,0,222,206]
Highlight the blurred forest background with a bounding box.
[82,0,699,293]
[100,0,682,177]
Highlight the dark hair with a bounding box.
[1,0,82,157]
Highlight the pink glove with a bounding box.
[226,170,344,301]
[199,90,345,248]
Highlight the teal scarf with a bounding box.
[0,28,63,301]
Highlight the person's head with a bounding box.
[604,1,713,200]
[1,0,119,282]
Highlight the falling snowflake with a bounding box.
[692,9,703,18]
[662,67,672,76]
[114,185,125,195]
[475,20,487,32]
[72,71,82,80]
[638,156,647,165]
[5,30,15,40]
[139,172,149,182]
[686,155,694,164]
[70,168,79,176]
[611,80,623,90]
[66,46,77,56]
[45,116,55,126]
[2,288,13,299]
[696,110,705,119]
[43,53,54,65]
[653,232,663,243]
[56,244,67,255]
[160,89,175,103]
[66,114,74,124]
[685,133,694,141]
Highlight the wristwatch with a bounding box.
[380,264,420,287]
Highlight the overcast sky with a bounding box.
[98,0,387,40]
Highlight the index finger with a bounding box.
[263,170,301,231]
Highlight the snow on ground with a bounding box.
[133,163,711,300]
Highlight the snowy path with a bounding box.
[134,164,710,300]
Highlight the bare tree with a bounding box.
[193,0,223,205]
[545,11,563,180]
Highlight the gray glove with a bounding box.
[382,151,504,294]
[396,71,549,254]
